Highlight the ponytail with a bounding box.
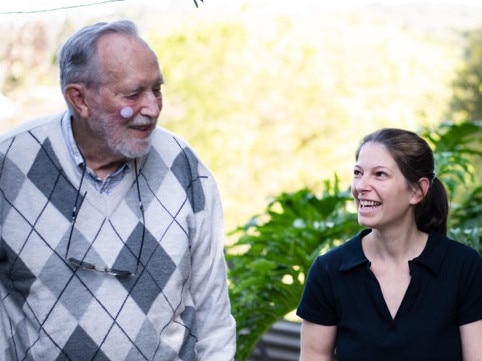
[415,177,448,235]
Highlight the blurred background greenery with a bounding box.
[1,0,482,236]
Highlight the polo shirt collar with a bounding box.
[339,229,448,276]
[411,232,449,275]
[340,229,371,271]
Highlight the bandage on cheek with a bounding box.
[120,106,134,119]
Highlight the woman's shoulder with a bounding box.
[447,238,482,266]
[432,232,481,259]
[425,232,482,273]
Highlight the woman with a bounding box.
[297,128,482,361]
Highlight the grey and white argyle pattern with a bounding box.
[0,113,235,360]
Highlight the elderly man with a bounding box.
[0,20,235,360]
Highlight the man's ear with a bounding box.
[64,84,90,118]
[410,177,430,205]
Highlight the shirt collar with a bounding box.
[61,112,132,194]
[61,112,131,171]
[61,112,83,167]
[411,232,449,275]
[340,229,371,271]
[339,229,448,276]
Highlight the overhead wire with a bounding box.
[0,0,124,14]
[0,0,202,14]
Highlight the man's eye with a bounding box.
[153,88,162,98]
[126,93,140,99]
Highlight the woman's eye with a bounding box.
[353,169,361,176]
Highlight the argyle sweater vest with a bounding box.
[0,113,235,360]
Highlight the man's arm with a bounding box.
[190,175,236,360]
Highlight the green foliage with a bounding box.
[421,121,482,198]
[228,121,482,360]
[448,28,482,122]
[441,25,482,253]
[226,177,360,361]
[449,185,482,253]
[146,13,459,234]
[420,121,482,253]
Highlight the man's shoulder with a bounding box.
[150,126,199,159]
[0,112,64,144]
[152,126,189,145]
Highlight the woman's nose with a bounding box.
[354,175,371,192]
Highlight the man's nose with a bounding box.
[140,92,162,119]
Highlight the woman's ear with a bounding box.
[410,177,430,205]
[64,84,90,118]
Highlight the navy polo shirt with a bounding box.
[297,229,482,361]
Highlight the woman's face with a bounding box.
[351,142,420,231]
